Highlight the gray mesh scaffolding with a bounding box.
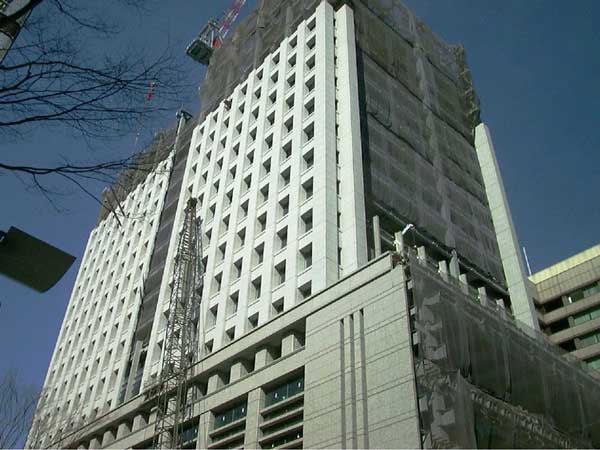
[200,0,504,282]
[96,128,177,225]
[352,0,504,282]
[408,254,600,448]
[199,0,322,122]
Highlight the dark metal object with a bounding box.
[0,226,75,292]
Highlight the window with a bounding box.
[214,402,247,430]
[306,54,316,72]
[304,98,315,118]
[286,73,296,91]
[257,213,267,234]
[287,53,297,71]
[222,215,230,234]
[579,331,600,348]
[285,93,295,112]
[305,75,315,94]
[301,210,313,233]
[217,243,227,263]
[264,375,304,407]
[302,178,313,200]
[260,184,269,204]
[254,243,264,266]
[280,167,291,189]
[282,141,292,160]
[298,281,312,301]
[284,116,294,135]
[587,355,600,370]
[289,35,297,50]
[205,339,214,354]
[300,244,312,269]
[248,312,259,330]
[251,277,262,300]
[303,122,314,143]
[233,260,243,281]
[269,90,277,106]
[573,305,600,325]
[272,298,284,316]
[307,17,316,32]
[278,196,290,219]
[266,112,275,129]
[262,158,272,179]
[275,261,286,286]
[239,200,249,220]
[212,273,222,296]
[277,227,288,251]
[236,228,246,249]
[207,305,218,328]
[181,423,199,446]
[243,174,252,193]
[307,34,316,51]
[234,122,243,139]
[212,180,220,199]
[302,148,314,171]
[568,281,600,303]
[225,326,236,343]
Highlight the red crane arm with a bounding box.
[217,0,246,39]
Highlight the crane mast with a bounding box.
[152,198,203,449]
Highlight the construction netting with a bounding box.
[352,0,505,282]
[409,255,600,448]
[200,0,321,121]
[200,0,505,283]
[96,127,177,225]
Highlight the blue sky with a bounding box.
[1,0,599,402]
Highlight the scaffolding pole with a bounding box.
[152,198,203,449]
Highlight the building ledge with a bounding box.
[540,292,600,325]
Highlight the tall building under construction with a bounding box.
[27,1,600,448]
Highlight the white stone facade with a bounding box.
[29,3,370,446]
[29,159,172,447]
[143,2,368,390]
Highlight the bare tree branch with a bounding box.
[0,0,192,211]
[0,370,40,449]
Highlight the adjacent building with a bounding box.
[530,244,600,372]
[26,1,600,449]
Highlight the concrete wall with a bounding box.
[52,254,421,450]
[475,123,538,330]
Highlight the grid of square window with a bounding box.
[181,13,320,354]
[38,160,171,440]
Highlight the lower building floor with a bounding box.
[44,247,600,449]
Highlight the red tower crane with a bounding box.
[186,0,247,65]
